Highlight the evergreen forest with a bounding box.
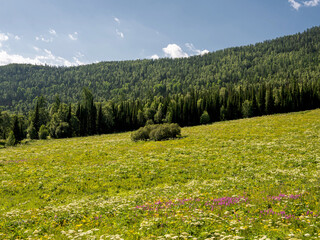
[1,26,320,144]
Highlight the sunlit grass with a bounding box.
[0,109,320,239]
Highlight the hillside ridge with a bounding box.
[1,26,320,112]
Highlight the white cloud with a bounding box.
[152,43,209,60]
[0,33,9,42]
[68,32,78,41]
[38,49,73,66]
[49,29,57,36]
[185,43,209,56]
[73,56,85,65]
[6,33,21,41]
[185,43,195,51]
[75,52,84,58]
[0,33,9,48]
[116,29,124,39]
[73,52,86,65]
[151,54,159,60]
[163,44,188,59]
[303,0,320,6]
[35,35,53,43]
[288,0,320,9]
[0,50,37,65]
[35,30,56,42]
[33,46,41,52]
[288,0,302,10]
[114,17,120,24]
[0,48,84,67]
[200,50,209,56]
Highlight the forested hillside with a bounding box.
[1,26,320,112]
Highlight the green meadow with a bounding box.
[0,109,320,239]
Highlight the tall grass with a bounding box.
[0,110,319,239]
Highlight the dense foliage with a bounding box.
[1,26,320,144]
[131,123,181,141]
[1,27,320,112]
[1,110,319,238]
[1,78,320,145]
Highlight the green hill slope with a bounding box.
[1,26,320,111]
[1,109,319,239]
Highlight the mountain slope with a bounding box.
[1,26,320,111]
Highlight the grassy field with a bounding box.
[0,109,320,239]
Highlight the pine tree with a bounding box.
[66,104,73,137]
[258,84,266,115]
[50,94,61,115]
[67,104,72,124]
[154,103,164,123]
[251,89,258,117]
[137,109,145,126]
[27,122,38,139]
[242,100,253,118]
[97,104,104,134]
[265,86,275,115]
[33,101,40,132]
[90,101,97,135]
[12,115,22,143]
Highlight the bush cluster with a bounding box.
[200,111,210,125]
[38,125,49,140]
[6,131,16,146]
[131,123,181,141]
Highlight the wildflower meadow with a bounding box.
[0,109,319,239]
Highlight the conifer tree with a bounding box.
[265,86,275,115]
[137,109,145,126]
[154,103,164,123]
[251,89,259,116]
[66,103,73,137]
[97,104,104,134]
[12,115,22,143]
[258,84,266,115]
[33,101,40,132]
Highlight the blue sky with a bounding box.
[0,0,319,66]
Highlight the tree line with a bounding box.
[1,79,319,145]
[1,26,320,112]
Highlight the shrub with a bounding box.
[149,125,168,141]
[200,111,210,125]
[145,119,154,125]
[131,127,150,141]
[168,123,181,137]
[38,125,49,140]
[27,123,38,139]
[131,123,181,141]
[242,100,253,118]
[55,122,71,139]
[6,131,16,146]
[0,140,6,147]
